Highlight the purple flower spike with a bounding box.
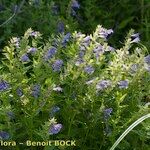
[0,131,10,140]
[28,47,37,54]
[30,31,39,37]
[0,80,9,91]
[130,33,140,43]
[118,80,129,89]
[44,47,57,61]
[62,33,71,46]
[32,84,41,98]
[21,54,30,62]
[84,65,95,75]
[96,80,111,91]
[49,124,62,135]
[57,21,65,33]
[52,60,63,72]
[71,0,80,10]
[104,108,113,120]
[98,27,113,39]
[16,88,23,97]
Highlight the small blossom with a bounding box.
[130,64,139,73]
[93,44,104,59]
[51,106,60,113]
[0,80,9,91]
[27,47,37,54]
[53,86,63,92]
[104,108,113,120]
[62,33,71,46]
[30,31,39,37]
[106,46,115,52]
[0,131,10,140]
[71,0,80,10]
[84,65,95,75]
[52,60,63,72]
[118,80,129,89]
[96,80,111,91]
[21,54,30,62]
[16,88,23,97]
[57,21,64,33]
[44,47,57,61]
[97,26,113,39]
[32,84,41,98]
[130,33,140,43]
[79,51,85,58]
[75,58,84,66]
[144,64,150,72]
[81,36,91,47]
[144,55,150,65]
[49,123,62,135]
[50,106,60,118]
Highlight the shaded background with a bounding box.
[0,0,150,50]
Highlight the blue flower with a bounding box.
[32,84,41,98]
[84,65,95,75]
[130,33,140,43]
[118,80,129,89]
[44,47,57,61]
[30,31,39,37]
[49,123,62,135]
[79,51,85,58]
[130,64,139,73]
[0,80,9,91]
[62,33,71,46]
[93,44,104,59]
[51,106,60,113]
[50,106,60,118]
[27,47,37,54]
[57,21,64,33]
[21,54,30,62]
[144,55,150,65]
[98,27,113,39]
[0,131,10,140]
[96,80,111,91]
[104,108,113,120]
[16,88,23,97]
[52,60,63,72]
[71,0,80,10]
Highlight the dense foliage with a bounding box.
[0,0,150,49]
[0,0,150,150]
[0,26,150,149]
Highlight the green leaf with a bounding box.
[119,17,134,29]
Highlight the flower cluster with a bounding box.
[0,80,9,91]
[0,131,10,140]
[31,84,41,98]
[44,47,57,61]
[52,60,63,72]
[49,123,62,135]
